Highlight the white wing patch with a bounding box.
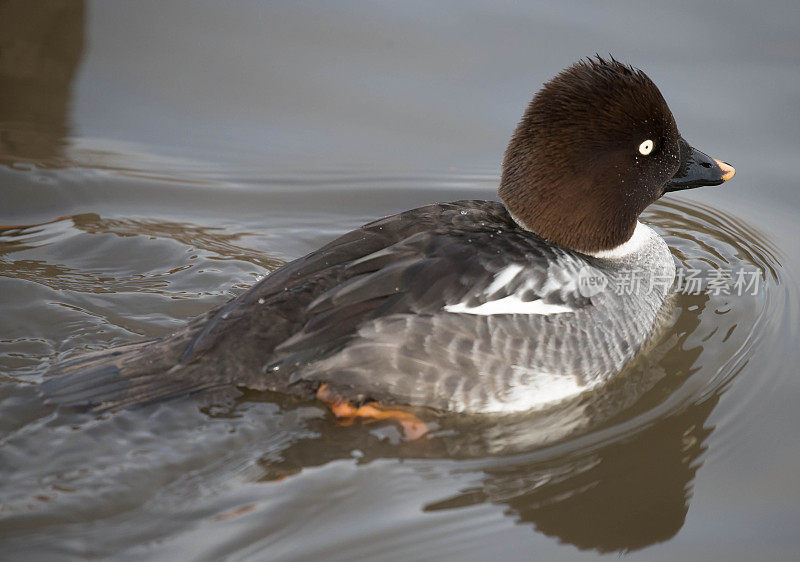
[485,263,523,294]
[444,264,574,316]
[444,296,573,316]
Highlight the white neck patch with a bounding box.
[506,208,653,261]
[587,221,652,260]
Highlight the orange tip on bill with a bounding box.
[714,158,736,181]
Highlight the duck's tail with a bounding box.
[41,337,222,413]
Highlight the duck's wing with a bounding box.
[261,227,597,411]
[179,200,514,363]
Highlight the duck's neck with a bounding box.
[500,187,640,254]
[498,165,643,254]
[506,196,661,260]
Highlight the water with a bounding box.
[1,2,799,560]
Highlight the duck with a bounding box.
[43,57,735,438]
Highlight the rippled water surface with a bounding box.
[1,2,799,560]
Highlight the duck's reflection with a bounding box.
[251,291,714,553]
[0,0,84,167]
[425,394,715,552]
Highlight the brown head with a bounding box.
[499,57,735,254]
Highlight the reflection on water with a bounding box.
[0,0,84,168]
[425,400,716,553]
[0,213,283,293]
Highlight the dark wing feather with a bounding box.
[178,200,514,366]
[41,334,220,412]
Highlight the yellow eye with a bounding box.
[638,139,654,155]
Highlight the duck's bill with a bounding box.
[664,136,735,192]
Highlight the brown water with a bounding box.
[1,2,799,560]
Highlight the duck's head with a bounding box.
[499,56,735,255]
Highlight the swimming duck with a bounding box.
[44,57,735,437]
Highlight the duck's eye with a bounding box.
[638,139,654,156]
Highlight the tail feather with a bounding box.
[41,339,222,412]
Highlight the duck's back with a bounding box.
[43,200,671,414]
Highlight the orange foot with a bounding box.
[316,383,429,440]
